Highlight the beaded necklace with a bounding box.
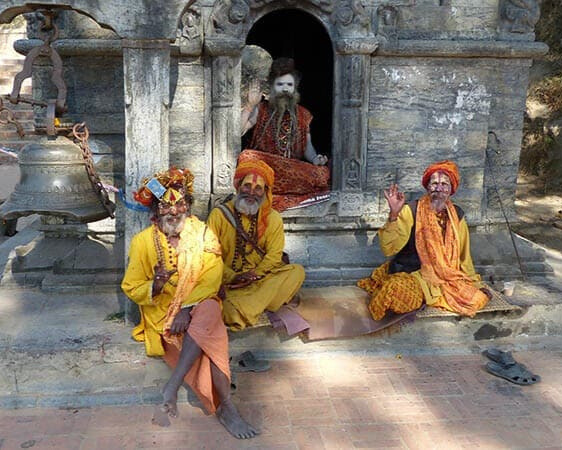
[232,210,258,272]
[275,111,294,158]
[435,209,449,240]
[152,224,178,272]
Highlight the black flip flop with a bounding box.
[485,361,541,385]
[483,348,516,366]
[233,351,271,373]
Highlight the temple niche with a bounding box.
[0,0,549,289]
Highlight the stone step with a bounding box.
[0,286,561,409]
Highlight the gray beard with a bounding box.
[158,213,187,237]
[234,194,264,216]
[429,192,449,212]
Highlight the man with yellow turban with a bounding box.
[121,168,258,439]
[207,160,306,330]
[358,160,490,319]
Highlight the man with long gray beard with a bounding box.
[239,57,330,211]
[207,160,306,330]
[121,168,258,439]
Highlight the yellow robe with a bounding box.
[121,217,224,356]
[207,201,305,330]
[379,203,483,310]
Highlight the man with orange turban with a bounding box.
[121,168,258,439]
[207,160,306,330]
[358,160,490,319]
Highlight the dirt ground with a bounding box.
[513,174,562,253]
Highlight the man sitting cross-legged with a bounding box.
[358,160,491,319]
[207,160,305,331]
[121,167,258,439]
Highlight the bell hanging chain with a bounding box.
[3,9,66,137]
[72,122,116,219]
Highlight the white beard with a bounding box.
[234,194,264,216]
[158,213,187,237]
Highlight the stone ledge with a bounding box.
[1,281,561,409]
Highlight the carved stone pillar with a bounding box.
[205,38,243,196]
[122,39,170,251]
[334,40,378,216]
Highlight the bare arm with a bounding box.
[303,134,328,165]
[241,80,262,136]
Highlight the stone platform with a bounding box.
[1,273,561,409]
[1,214,562,409]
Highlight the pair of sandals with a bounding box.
[483,348,540,385]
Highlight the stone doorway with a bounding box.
[246,9,333,160]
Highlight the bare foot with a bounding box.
[160,381,179,418]
[151,405,171,427]
[216,398,259,439]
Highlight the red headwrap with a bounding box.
[234,160,275,238]
[421,160,460,195]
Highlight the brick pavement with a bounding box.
[0,350,561,449]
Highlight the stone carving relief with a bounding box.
[213,57,235,106]
[375,4,398,43]
[338,192,363,216]
[216,162,234,189]
[211,0,251,39]
[342,55,363,104]
[249,0,333,13]
[177,4,203,54]
[331,0,371,37]
[499,0,540,34]
[343,158,361,190]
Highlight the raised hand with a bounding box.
[247,79,262,109]
[383,183,405,221]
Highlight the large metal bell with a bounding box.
[0,135,113,223]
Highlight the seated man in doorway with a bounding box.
[358,160,491,320]
[121,168,258,439]
[240,57,330,211]
[207,160,306,330]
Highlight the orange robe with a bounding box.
[121,217,229,413]
[359,195,488,319]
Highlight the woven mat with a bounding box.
[416,285,521,318]
[250,284,520,330]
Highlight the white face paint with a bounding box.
[273,73,295,96]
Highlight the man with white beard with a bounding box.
[121,168,258,439]
[239,57,331,212]
[207,160,305,330]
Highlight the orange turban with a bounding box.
[234,160,275,238]
[421,160,460,195]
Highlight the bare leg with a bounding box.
[211,362,259,439]
[153,333,201,426]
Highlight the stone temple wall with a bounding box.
[0,0,550,288]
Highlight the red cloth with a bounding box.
[162,299,230,414]
[421,160,460,194]
[238,150,330,212]
[249,102,312,160]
